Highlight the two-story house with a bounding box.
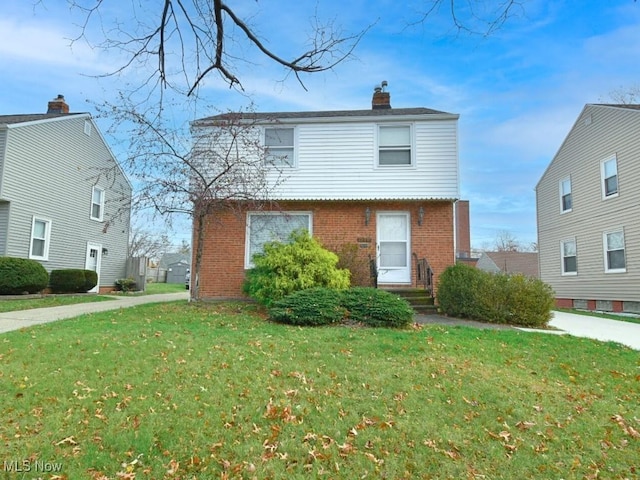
[536,104,640,313]
[0,95,132,292]
[190,84,460,300]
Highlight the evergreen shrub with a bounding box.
[0,257,49,294]
[243,230,350,306]
[49,269,99,293]
[342,287,414,328]
[268,287,346,326]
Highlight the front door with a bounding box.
[377,212,411,284]
[85,243,102,293]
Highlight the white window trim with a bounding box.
[560,238,577,276]
[84,120,92,136]
[559,176,572,214]
[600,155,619,200]
[29,216,52,261]
[376,123,415,168]
[603,228,626,273]
[244,211,312,269]
[264,126,297,168]
[91,186,105,221]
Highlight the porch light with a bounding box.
[102,247,109,256]
[418,206,425,226]
[365,207,371,226]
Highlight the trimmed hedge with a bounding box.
[0,257,49,295]
[437,263,555,328]
[269,288,346,326]
[49,269,98,293]
[243,230,350,306]
[269,287,414,328]
[342,287,414,328]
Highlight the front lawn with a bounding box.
[0,294,115,313]
[1,302,638,479]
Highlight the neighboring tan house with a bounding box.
[0,95,132,293]
[476,251,539,278]
[189,83,461,299]
[536,104,640,313]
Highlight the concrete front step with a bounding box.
[383,288,436,313]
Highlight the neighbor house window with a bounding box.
[604,229,626,272]
[378,125,412,166]
[601,156,618,198]
[560,177,572,213]
[30,217,51,260]
[561,238,577,275]
[265,127,295,167]
[245,212,311,268]
[91,186,105,221]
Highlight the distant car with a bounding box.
[185,269,190,290]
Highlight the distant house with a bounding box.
[476,251,539,278]
[190,83,462,299]
[0,95,132,292]
[536,104,640,313]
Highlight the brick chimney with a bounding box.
[47,94,69,114]
[372,81,391,109]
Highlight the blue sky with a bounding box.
[2,0,640,249]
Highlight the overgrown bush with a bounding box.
[437,263,555,327]
[436,263,486,319]
[115,278,137,292]
[268,286,414,328]
[49,269,99,293]
[243,230,350,306]
[342,287,414,328]
[0,257,49,295]
[331,243,373,287]
[269,288,346,326]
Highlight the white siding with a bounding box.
[536,105,640,302]
[264,118,459,200]
[1,116,132,286]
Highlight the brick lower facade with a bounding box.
[193,200,455,299]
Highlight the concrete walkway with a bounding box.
[0,292,189,334]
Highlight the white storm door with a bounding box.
[85,243,102,293]
[377,212,411,284]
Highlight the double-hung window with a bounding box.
[561,238,577,275]
[560,177,572,213]
[604,229,626,272]
[30,217,51,260]
[245,212,311,268]
[265,127,295,167]
[378,125,412,166]
[91,186,105,221]
[601,156,618,198]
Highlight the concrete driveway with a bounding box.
[548,310,640,350]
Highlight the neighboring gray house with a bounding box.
[0,95,132,293]
[536,104,640,313]
[476,251,539,278]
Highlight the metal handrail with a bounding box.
[369,255,378,288]
[413,253,434,297]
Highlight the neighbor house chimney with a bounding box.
[372,81,391,109]
[47,94,69,114]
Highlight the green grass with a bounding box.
[142,282,186,295]
[557,308,640,325]
[0,294,115,313]
[1,302,638,479]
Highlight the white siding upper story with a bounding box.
[0,113,132,286]
[536,104,640,303]
[193,109,460,201]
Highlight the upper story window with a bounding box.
[378,125,412,166]
[604,229,626,273]
[265,127,295,167]
[561,238,577,275]
[560,177,572,213]
[91,186,105,221]
[245,212,311,268]
[30,217,51,261]
[601,156,618,199]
